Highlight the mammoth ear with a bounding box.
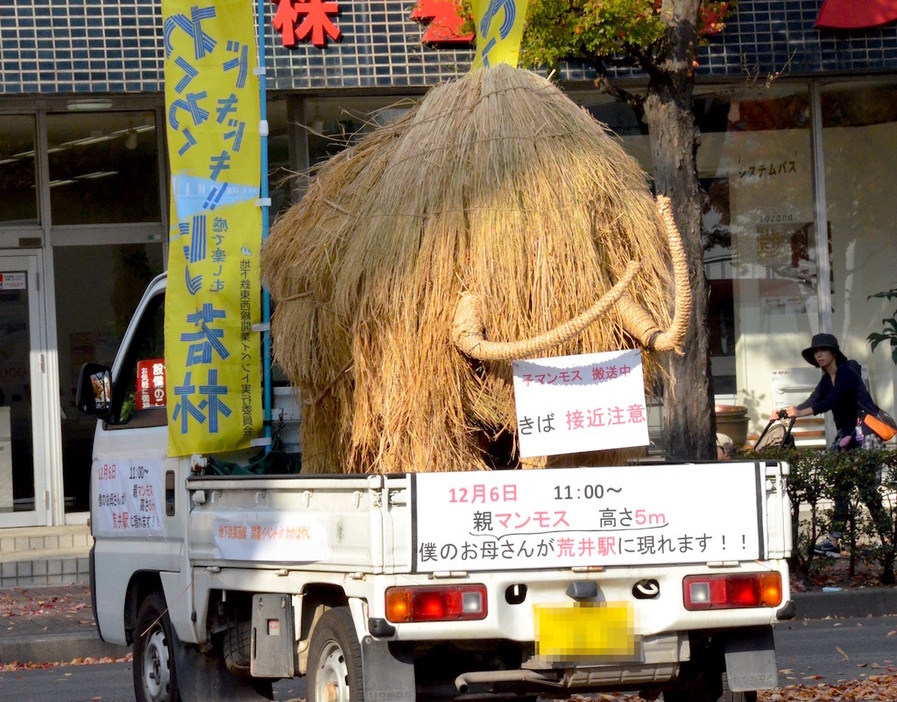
[451,260,642,362]
[617,195,691,354]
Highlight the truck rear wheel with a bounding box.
[307,607,364,702]
[133,592,180,702]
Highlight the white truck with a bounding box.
[78,273,793,702]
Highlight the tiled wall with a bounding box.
[0,0,162,93]
[703,0,897,76]
[1,0,897,95]
[0,526,91,588]
[265,1,475,90]
[0,555,90,588]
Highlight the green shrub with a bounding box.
[736,445,897,585]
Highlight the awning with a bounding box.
[815,0,897,29]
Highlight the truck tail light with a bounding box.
[683,572,782,611]
[385,585,487,623]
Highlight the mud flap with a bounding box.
[251,594,296,678]
[723,625,777,692]
[174,639,274,702]
[361,636,416,702]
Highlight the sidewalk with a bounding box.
[3,582,897,667]
[0,583,128,666]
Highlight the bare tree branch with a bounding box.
[588,53,646,109]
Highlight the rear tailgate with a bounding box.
[410,461,788,573]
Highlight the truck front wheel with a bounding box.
[133,592,180,702]
[307,607,364,702]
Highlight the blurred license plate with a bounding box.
[534,603,638,660]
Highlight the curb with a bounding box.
[0,631,129,666]
[793,588,897,620]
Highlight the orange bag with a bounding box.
[863,411,897,441]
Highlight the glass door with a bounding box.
[0,254,47,525]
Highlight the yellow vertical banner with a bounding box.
[162,0,262,456]
[471,0,531,69]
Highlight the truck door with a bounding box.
[86,276,184,642]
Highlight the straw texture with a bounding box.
[262,64,681,474]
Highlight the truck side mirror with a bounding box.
[76,363,113,418]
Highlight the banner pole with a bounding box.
[257,0,273,450]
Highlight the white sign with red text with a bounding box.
[0,272,26,290]
[93,459,164,537]
[212,512,332,562]
[512,350,649,457]
[412,463,763,572]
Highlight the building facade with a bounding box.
[1,0,897,529]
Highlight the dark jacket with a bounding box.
[796,359,875,433]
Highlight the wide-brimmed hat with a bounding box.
[802,333,848,367]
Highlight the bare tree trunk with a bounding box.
[643,0,716,460]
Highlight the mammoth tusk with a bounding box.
[617,195,691,354]
[452,260,642,362]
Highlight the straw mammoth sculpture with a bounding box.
[262,64,691,474]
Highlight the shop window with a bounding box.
[696,88,815,429]
[821,80,897,414]
[821,82,897,128]
[46,111,161,225]
[702,176,736,395]
[305,96,417,168]
[267,98,293,221]
[0,115,39,226]
[55,244,164,512]
[578,86,815,440]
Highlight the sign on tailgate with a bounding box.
[412,463,763,572]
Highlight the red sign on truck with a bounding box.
[136,359,166,411]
